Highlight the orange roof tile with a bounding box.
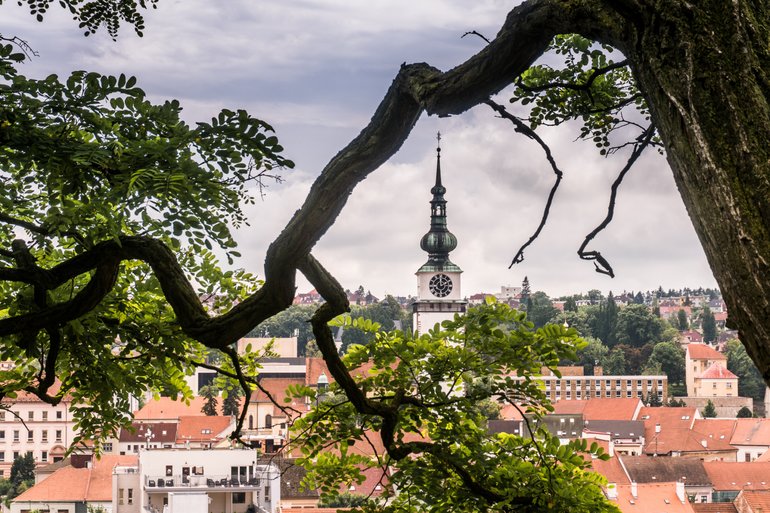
[613,482,694,513]
[687,344,725,360]
[731,418,770,446]
[176,415,234,442]
[552,398,642,421]
[134,397,208,420]
[15,454,137,503]
[691,503,738,513]
[738,490,770,512]
[587,453,631,486]
[699,362,737,380]
[703,461,770,491]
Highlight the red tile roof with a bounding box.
[691,504,738,513]
[703,461,770,491]
[687,344,725,360]
[612,483,693,513]
[738,490,770,512]
[552,398,642,421]
[587,453,631,485]
[699,362,737,380]
[134,397,208,420]
[731,418,770,446]
[176,415,234,443]
[15,454,137,502]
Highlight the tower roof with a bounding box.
[418,133,461,273]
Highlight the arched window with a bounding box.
[265,414,272,428]
[248,415,253,430]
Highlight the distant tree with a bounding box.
[602,347,627,375]
[702,400,717,418]
[646,392,662,407]
[319,492,367,508]
[651,297,660,317]
[646,342,686,384]
[737,406,754,418]
[586,289,603,305]
[614,343,654,375]
[726,339,766,401]
[633,292,645,304]
[476,398,502,421]
[564,296,578,313]
[676,309,689,331]
[614,304,663,347]
[9,453,34,498]
[702,306,717,343]
[577,337,609,371]
[200,386,218,416]
[520,276,531,311]
[304,339,322,358]
[666,397,686,407]
[250,304,316,356]
[527,291,560,329]
[221,386,241,416]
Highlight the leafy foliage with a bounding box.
[0,42,292,445]
[511,35,655,155]
[726,340,766,401]
[290,301,619,512]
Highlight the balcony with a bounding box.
[145,474,262,491]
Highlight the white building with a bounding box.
[0,388,79,475]
[138,449,280,513]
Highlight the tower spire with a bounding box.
[418,132,460,273]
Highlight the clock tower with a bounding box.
[412,134,467,334]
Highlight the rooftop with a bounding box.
[687,344,725,361]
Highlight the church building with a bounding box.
[412,135,467,334]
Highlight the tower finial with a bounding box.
[437,131,441,151]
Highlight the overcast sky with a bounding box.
[4,0,719,299]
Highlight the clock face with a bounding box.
[428,273,453,298]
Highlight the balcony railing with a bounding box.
[145,474,262,490]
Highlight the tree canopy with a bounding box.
[3,0,770,508]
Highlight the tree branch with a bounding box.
[577,124,656,276]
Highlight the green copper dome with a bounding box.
[418,135,461,274]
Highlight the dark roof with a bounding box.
[583,420,645,439]
[119,422,177,443]
[487,419,524,435]
[261,457,319,500]
[621,455,711,486]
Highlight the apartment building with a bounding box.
[0,389,78,476]
[537,367,668,403]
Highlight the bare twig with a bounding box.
[577,124,656,276]
[484,100,566,267]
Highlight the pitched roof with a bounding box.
[552,398,642,421]
[687,344,725,360]
[730,418,770,446]
[587,453,631,485]
[14,455,137,503]
[176,415,233,443]
[134,397,208,420]
[699,362,737,380]
[738,490,770,512]
[691,504,738,513]
[612,482,693,513]
[620,455,710,486]
[703,461,770,491]
[692,419,737,445]
[119,422,177,443]
[583,420,645,439]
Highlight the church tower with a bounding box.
[412,134,467,334]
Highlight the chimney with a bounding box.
[631,481,638,499]
[701,439,708,448]
[608,439,615,457]
[675,481,685,503]
[655,423,661,434]
[605,483,618,500]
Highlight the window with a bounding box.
[56,411,62,420]
[626,380,632,387]
[232,492,246,504]
[727,382,733,389]
[103,443,113,452]
[615,391,622,398]
[27,411,33,422]
[713,383,717,389]
[12,430,19,442]
[118,488,124,505]
[626,391,633,398]
[576,391,582,399]
[41,451,47,462]
[0,412,4,421]
[0,452,4,462]
[0,430,4,441]
[27,430,33,442]
[13,451,19,460]
[42,412,47,421]
[55,430,62,442]
[127,488,133,505]
[42,430,48,443]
